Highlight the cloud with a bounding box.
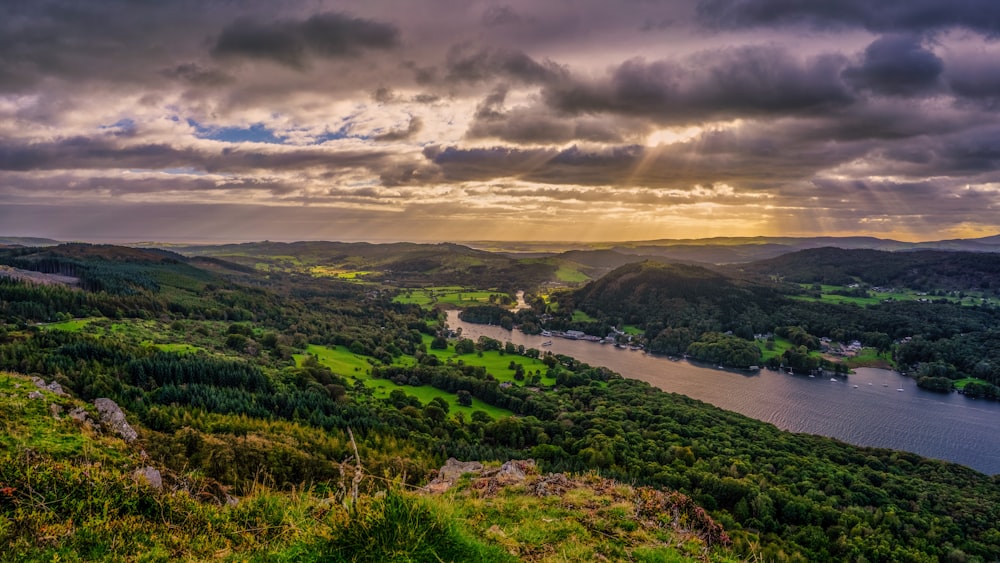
[842,34,943,96]
[444,46,566,84]
[696,0,1000,35]
[0,134,397,175]
[542,46,854,125]
[373,117,423,142]
[211,12,400,68]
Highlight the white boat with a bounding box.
[853,385,859,388]
[541,341,552,346]
[830,378,837,382]
[897,388,904,392]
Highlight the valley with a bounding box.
[1,236,999,561]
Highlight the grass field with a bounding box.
[296,344,516,419]
[394,287,506,308]
[554,265,590,283]
[308,266,372,280]
[794,284,983,307]
[571,310,597,323]
[41,318,100,332]
[953,377,990,390]
[757,336,809,362]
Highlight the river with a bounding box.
[447,311,1000,475]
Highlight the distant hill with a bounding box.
[177,240,557,290]
[0,236,61,247]
[568,260,784,332]
[470,234,1000,264]
[731,247,1000,291]
[0,243,215,296]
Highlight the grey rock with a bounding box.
[50,403,63,419]
[68,407,91,424]
[95,398,138,443]
[31,376,67,396]
[496,459,532,482]
[424,458,484,493]
[133,466,162,489]
[27,390,43,399]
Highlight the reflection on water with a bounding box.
[448,311,1000,475]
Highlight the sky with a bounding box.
[2,0,1000,243]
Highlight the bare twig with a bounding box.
[347,427,362,505]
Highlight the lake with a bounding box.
[447,311,1000,475]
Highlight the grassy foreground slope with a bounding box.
[0,371,726,562]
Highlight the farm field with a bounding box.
[393,287,507,308]
[794,284,987,307]
[295,343,519,419]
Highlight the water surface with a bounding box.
[448,311,1000,475]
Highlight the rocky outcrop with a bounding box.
[424,458,484,493]
[425,459,538,494]
[94,398,138,443]
[31,376,67,396]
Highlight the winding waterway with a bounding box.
[447,311,1000,475]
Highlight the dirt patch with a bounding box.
[0,265,79,287]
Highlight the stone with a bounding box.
[424,458,484,493]
[31,376,67,396]
[50,403,63,419]
[68,407,91,424]
[27,390,43,400]
[132,466,162,489]
[94,398,138,443]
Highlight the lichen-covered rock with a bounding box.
[133,466,163,489]
[68,406,91,424]
[94,398,138,443]
[31,376,67,396]
[27,390,43,400]
[424,458,484,493]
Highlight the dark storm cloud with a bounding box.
[542,46,854,125]
[444,46,566,85]
[696,0,1000,35]
[212,12,400,68]
[842,34,943,96]
[0,135,396,174]
[945,56,1000,108]
[373,117,423,142]
[466,85,637,144]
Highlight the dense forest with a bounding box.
[1,243,1000,561]
[730,247,1000,293]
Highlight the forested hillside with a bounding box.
[731,247,1000,292]
[1,243,999,561]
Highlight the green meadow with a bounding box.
[794,284,982,307]
[393,286,506,308]
[295,343,528,420]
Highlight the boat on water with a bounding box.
[853,385,859,388]
[541,341,552,346]
[897,388,904,392]
[830,378,837,382]
[883,383,889,387]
